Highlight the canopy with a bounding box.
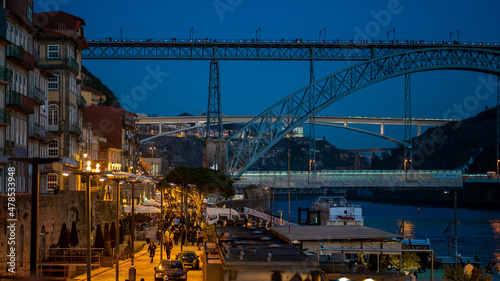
[144,199,161,206]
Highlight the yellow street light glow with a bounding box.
[83,153,88,158]
[62,172,69,177]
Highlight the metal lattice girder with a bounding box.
[227,47,500,178]
[207,60,223,139]
[83,41,500,61]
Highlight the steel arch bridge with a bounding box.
[227,47,500,178]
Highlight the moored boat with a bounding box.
[311,196,364,226]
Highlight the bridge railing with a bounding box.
[87,37,500,47]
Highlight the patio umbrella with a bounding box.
[69,221,79,247]
[136,206,161,214]
[103,223,111,243]
[119,219,124,244]
[110,222,117,248]
[94,224,104,248]
[58,223,69,248]
[144,199,161,206]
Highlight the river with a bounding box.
[272,198,500,267]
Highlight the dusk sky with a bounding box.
[35,0,500,149]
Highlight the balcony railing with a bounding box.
[70,57,79,74]
[70,122,81,136]
[0,107,11,125]
[39,57,80,74]
[0,65,13,83]
[7,44,35,69]
[77,95,86,109]
[7,44,22,60]
[32,87,46,104]
[29,123,46,139]
[1,140,15,156]
[6,90,35,113]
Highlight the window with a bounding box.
[48,139,59,157]
[47,173,58,190]
[27,4,33,22]
[47,45,60,58]
[6,22,9,41]
[48,104,59,126]
[48,75,59,89]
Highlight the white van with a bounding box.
[204,207,241,225]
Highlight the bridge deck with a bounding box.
[235,170,465,190]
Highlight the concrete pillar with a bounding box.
[380,123,385,135]
[203,139,227,172]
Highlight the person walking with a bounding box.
[196,228,203,250]
[464,260,474,277]
[410,270,417,281]
[148,241,157,263]
[165,238,173,259]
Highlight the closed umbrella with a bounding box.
[103,223,111,243]
[58,223,69,248]
[94,224,104,248]
[110,222,117,248]
[69,221,79,247]
[119,219,124,244]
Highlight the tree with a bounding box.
[160,166,235,223]
[443,266,493,281]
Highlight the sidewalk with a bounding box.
[73,226,204,281]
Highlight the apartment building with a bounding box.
[34,11,88,191]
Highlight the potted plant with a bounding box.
[101,241,113,267]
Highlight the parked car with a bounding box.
[176,251,200,270]
[154,260,187,280]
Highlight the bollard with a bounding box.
[129,266,136,281]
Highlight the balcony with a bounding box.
[6,90,35,113]
[7,44,35,69]
[1,140,15,156]
[70,122,81,136]
[39,57,80,74]
[70,58,79,74]
[0,107,11,125]
[0,65,13,83]
[77,95,86,110]
[29,123,46,139]
[32,87,46,104]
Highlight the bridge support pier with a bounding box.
[207,60,223,138]
[309,52,316,172]
[404,73,413,170]
[203,139,227,172]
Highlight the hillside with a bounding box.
[81,65,121,108]
[371,106,499,172]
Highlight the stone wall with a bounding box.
[0,191,117,277]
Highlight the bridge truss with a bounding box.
[226,47,500,178]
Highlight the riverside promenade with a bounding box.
[72,226,203,281]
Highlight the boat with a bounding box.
[309,196,364,226]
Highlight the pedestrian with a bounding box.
[196,228,203,250]
[410,270,417,281]
[148,241,156,263]
[464,260,474,277]
[173,228,179,246]
[165,238,173,259]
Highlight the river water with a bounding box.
[273,198,500,267]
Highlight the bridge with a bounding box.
[83,39,500,183]
[234,170,500,191]
[136,115,456,136]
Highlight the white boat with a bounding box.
[311,196,364,226]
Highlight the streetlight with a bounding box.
[149,147,157,175]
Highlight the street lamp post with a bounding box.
[149,147,156,175]
[84,156,100,281]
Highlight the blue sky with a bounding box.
[35,0,500,149]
